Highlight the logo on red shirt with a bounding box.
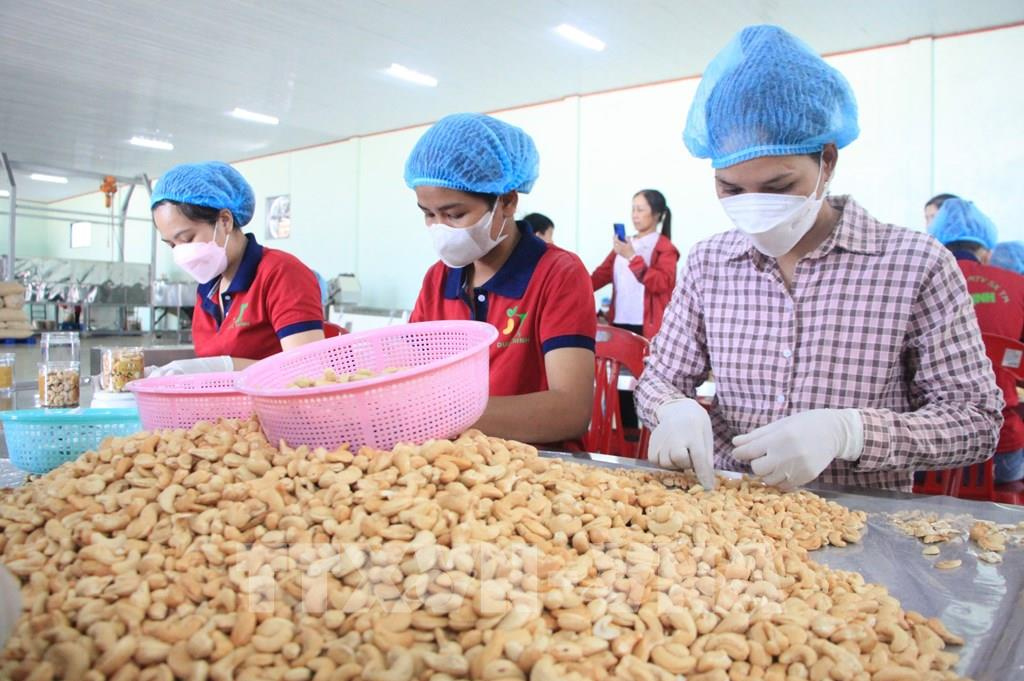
[233,302,251,328]
[502,305,528,336]
[498,305,530,349]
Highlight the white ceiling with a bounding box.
[2,0,1022,202]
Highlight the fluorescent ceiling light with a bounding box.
[0,190,8,198]
[30,173,68,184]
[386,63,438,87]
[555,24,606,51]
[130,136,174,151]
[230,108,279,125]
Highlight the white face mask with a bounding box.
[719,161,827,258]
[173,221,231,283]
[427,203,509,268]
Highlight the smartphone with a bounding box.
[613,223,626,242]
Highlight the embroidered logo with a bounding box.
[502,306,528,336]
[497,306,530,349]
[233,302,251,328]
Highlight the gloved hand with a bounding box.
[0,564,22,648]
[148,356,234,377]
[647,398,716,489]
[732,409,864,491]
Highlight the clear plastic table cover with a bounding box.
[548,451,1024,681]
[0,454,1020,679]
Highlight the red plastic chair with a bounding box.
[913,334,1024,503]
[323,322,348,338]
[585,325,650,458]
[944,335,1024,504]
[913,470,958,496]
[948,458,1023,504]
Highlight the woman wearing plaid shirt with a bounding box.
[636,25,1002,492]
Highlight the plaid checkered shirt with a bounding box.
[635,196,1003,491]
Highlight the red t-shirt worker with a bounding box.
[405,114,596,448]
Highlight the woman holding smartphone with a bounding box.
[591,189,679,339]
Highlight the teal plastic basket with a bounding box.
[0,408,142,475]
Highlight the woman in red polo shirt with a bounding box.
[149,161,324,376]
[591,189,679,340]
[406,113,596,446]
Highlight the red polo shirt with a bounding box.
[192,233,324,360]
[411,221,596,401]
[956,252,1024,453]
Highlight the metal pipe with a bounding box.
[143,173,157,334]
[0,210,152,225]
[7,160,140,185]
[2,153,16,282]
[117,183,135,263]
[5,204,152,222]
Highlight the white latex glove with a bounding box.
[647,398,716,489]
[732,409,864,491]
[0,564,22,648]
[148,356,233,377]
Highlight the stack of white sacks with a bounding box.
[0,283,32,340]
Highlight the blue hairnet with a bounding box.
[151,161,256,227]
[404,113,539,194]
[683,25,860,168]
[928,199,998,251]
[991,242,1024,275]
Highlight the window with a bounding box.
[70,222,92,249]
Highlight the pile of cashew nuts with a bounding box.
[0,418,969,680]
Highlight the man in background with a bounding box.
[930,199,1024,484]
[924,192,958,227]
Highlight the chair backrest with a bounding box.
[596,325,648,378]
[585,325,650,458]
[912,469,958,496]
[949,458,996,501]
[981,333,1024,381]
[323,322,348,338]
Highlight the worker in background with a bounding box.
[924,193,959,227]
[636,25,1002,491]
[149,162,325,375]
[407,113,595,447]
[591,189,680,340]
[591,189,680,431]
[929,200,1024,484]
[522,213,555,244]
[992,241,1024,276]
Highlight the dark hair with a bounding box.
[944,240,985,255]
[152,199,236,228]
[925,193,958,210]
[634,189,671,241]
[522,213,554,236]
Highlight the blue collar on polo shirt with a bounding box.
[443,220,547,302]
[951,248,980,263]
[197,232,264,326]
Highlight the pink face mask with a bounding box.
[174,222,231,284]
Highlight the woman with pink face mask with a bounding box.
[635,25,1001,493]
[149,162,325,375]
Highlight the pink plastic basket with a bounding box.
[236,321,497,451]
[127,372,255,430]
